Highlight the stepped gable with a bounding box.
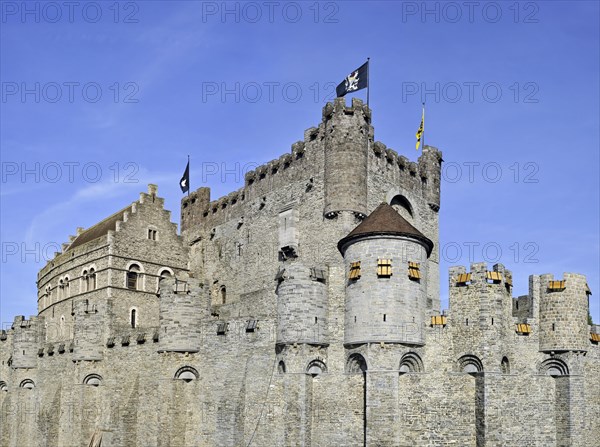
[338,202,434,255]
[67,206,129,250]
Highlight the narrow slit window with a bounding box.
[377,259,392,277]
[349,261,361,280]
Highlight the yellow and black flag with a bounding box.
[415,105,425,150]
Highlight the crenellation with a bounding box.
[1,101,598,447]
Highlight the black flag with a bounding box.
[179,160,189,194]
[336,61,369,97]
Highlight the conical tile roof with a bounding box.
[338,203,433,255]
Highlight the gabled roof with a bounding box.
[67,205,131,251]
[337,202,433,256]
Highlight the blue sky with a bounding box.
[1,1,598,325]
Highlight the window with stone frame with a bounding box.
[127,264,141,290]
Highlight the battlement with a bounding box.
[448,262,513,291]
[538,272,589,295]
[10,315,43,369]
[321,97,372,124]
[371,142,442,174]
[11,315,41,330]
[180,135,316,233]
[536,272,590,352]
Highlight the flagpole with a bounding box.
[366,57,370,107]
[187,155,190,197]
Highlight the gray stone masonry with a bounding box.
[0,100,598,447]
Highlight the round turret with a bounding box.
[538,273,589,352]
[338,203,433,345]
[323,97,372,217]
[276,263,328,345]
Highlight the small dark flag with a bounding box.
[180,160,189,193]
[336,61,369,98]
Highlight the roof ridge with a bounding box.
[66,202,134,251]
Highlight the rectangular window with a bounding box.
[148,229,157,240]
[378,259,392,277]
[127,272,138,290]
[456,273,471,285]
[349,261,361,280]
[430,315,447,326]
[548,280,566,291]
[516,323,532,334]
[246,320,257,332]
[486,271,502,283]
[408,262,420,280]
[310,268,326,283]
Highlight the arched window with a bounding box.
[306,359,327,377]
[540,358,569,377]
[19,379,35,389]
[58,279,64,299]
[390,194,414,222]
[130,309,137,328]
[64,277,70,298]
[157,269,173,292]
[458,355,484,375]
[83,374,102,387]
[82,270,89,292]
[399,352,424,374]
[501,357,510,374]
[127,264,141,291]
[220,286,227,305]
[0,381,7,392]
[347,353,368,374]
[88,268,96,291]
[175,366,199,383]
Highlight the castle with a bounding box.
[1,98,598,446]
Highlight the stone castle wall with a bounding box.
[0,99,598,447]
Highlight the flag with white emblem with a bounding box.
[336,61,369,97]
[180,159,189,194]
